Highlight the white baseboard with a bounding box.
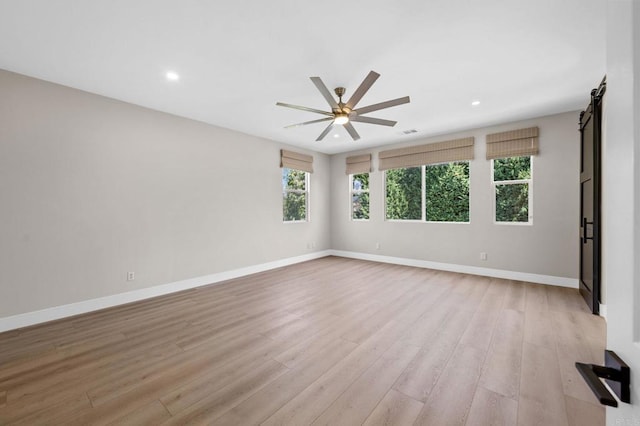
[0,250,332,333]
[599,303,607,320]
[0,249,579,333]
[329,250,579,288]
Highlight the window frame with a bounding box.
[383,161,471,224]
[491,155,533,225]
[349,173,370,221]
[282,167,310,223]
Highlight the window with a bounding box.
[350,173,370,220]
[385,162,470,222]
[385,167,422,220]
[492,156,532,223]
[282,168,309,222]
[425,162,470,222]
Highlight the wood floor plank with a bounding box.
[311,340,420,425]
[502,280,526,312]
[6,339,184,406]
[362,389,423,426]
[478,309,524,399]
[261,319,408,426]
[399,289,456,347]
[107,400,172,425]
[273,332,356,370]
[518,342,569,426]
[0,347,65,383]
[524,310,556,348]
[556,340,603,404]
[551,310,606,405]
[1,392,92,425]
[159,335,288,416]
[160,360,289,425]
[61,337,285,425]
[565,395,605,426]
[546,286,591,314]
[0,258,605,426]
[525,282,549,312]
[213,337,358,425]
[572,309,607,347]
[552,310,593,349]
[87,333,267,407]
[393,331,459,402]
[466,386,518,426]
[0,343,57,366]
[459,308,499,352]
[413,344,485,426]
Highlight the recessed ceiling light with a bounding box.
[166,71,180,81]
[333,134,340,138]
[471,100,481,106]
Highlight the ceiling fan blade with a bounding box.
[353,96,410,115]
[310,77,340,110]
[276,102,334,117]
[345,71,380,111]
[316,123,334,141]
[350,116,397,127]
[343,122,361,141]
[285,117,334,129]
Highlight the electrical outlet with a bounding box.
[480,252,487,261]
[376,242,380,250]
[127,271,135,281]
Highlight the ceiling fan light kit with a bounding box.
[334,113,349,125]
[277,70,410,142]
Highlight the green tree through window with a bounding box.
[493,156,531,223]
[386,163,470,222]
[282,168,308,221]
[425,162,469,222]
[385,167,422,220]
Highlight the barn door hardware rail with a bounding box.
[575,350,630,407]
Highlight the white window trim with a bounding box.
[283,169,310,223]
[421,166,426,222]
[383,162,471,224]
[349,173,370,221]
[491,156,533,225]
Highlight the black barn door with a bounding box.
[579,78,605,314]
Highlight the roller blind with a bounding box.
[486,126,539,160]
[378,137,474,170]
[345,154,372,175]
[280,149,313,173]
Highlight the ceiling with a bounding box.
[0,0,606,154]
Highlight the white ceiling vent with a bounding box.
[401,129,418,135]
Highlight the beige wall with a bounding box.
[0,68,582,320]
[0,70,331,317]
[330,111,580,279]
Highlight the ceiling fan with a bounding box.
[277,70,410,141]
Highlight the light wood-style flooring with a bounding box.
[0,257,606,425]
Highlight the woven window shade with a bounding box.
[486,127,539,160]
[345,154,372,175]
[280,149,313,173]
[378,137,474,170]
